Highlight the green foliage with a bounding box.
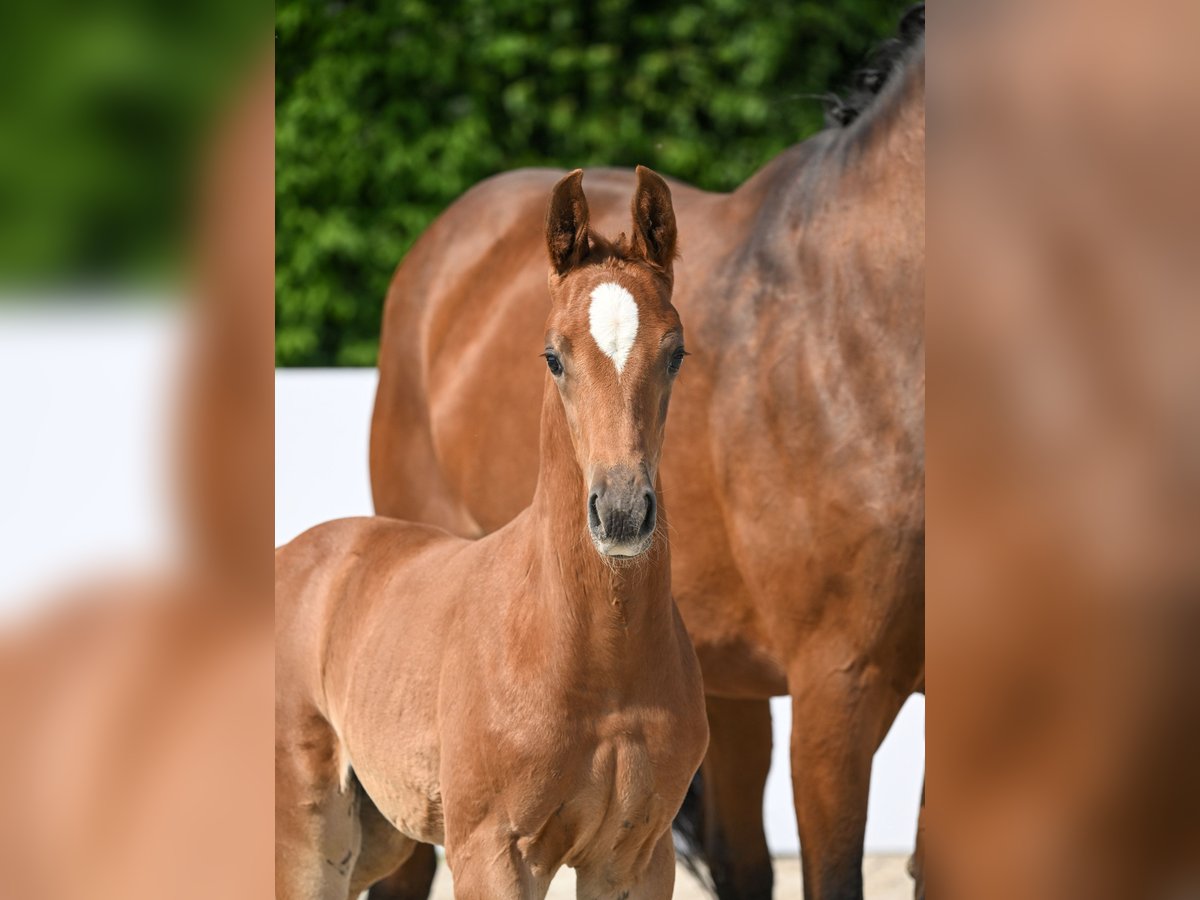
[275,0,904,366]
[0,0,263,288]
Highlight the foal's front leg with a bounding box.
[576,833,676,900]
[445,832,542,900]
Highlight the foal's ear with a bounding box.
[630,166,677,273]
[546,169,590,275]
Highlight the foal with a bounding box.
[275,167,707,900]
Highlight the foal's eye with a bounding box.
[668,348,688,375]
[544,352,563,376]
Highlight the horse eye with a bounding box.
[668,349,687,374]
[544,353,563,376]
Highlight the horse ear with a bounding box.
[630,166,677,273]
[546,169,590,275]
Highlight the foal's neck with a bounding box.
[527,379,671,633]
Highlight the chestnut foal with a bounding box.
[275,167,707,900]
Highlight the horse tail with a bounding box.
[672,769,717,895]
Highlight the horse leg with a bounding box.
[788,665,906,900]
[444,833,540,900]
[367,843,438,900]
[908,777,925,900]
[700,696,774,900]
[576,831,676,900]
[276,707,361,900]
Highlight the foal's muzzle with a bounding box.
[587,466,657,558]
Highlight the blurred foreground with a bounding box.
[0,18,273,898]
[929,1,1200,898]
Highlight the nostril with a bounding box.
[641,491,656,535]
[588,493,601,531]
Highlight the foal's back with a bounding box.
[275,516,483,721]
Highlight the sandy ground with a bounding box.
[427,855,914,899]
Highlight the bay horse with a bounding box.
[276,168,709,899]
[370,9,924,900]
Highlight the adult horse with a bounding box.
[370,9,925,900]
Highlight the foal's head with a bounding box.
[542,166,684,560]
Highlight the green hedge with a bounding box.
[0,1,261,287]
[275,0,903,366]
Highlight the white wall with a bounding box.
[0,303,183,615]
[275,368,379,546]
[275,368,924,855]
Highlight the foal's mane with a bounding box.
[823,4,925,129]
[577,230,676,282]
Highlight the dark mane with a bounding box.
[824,4,925,128]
